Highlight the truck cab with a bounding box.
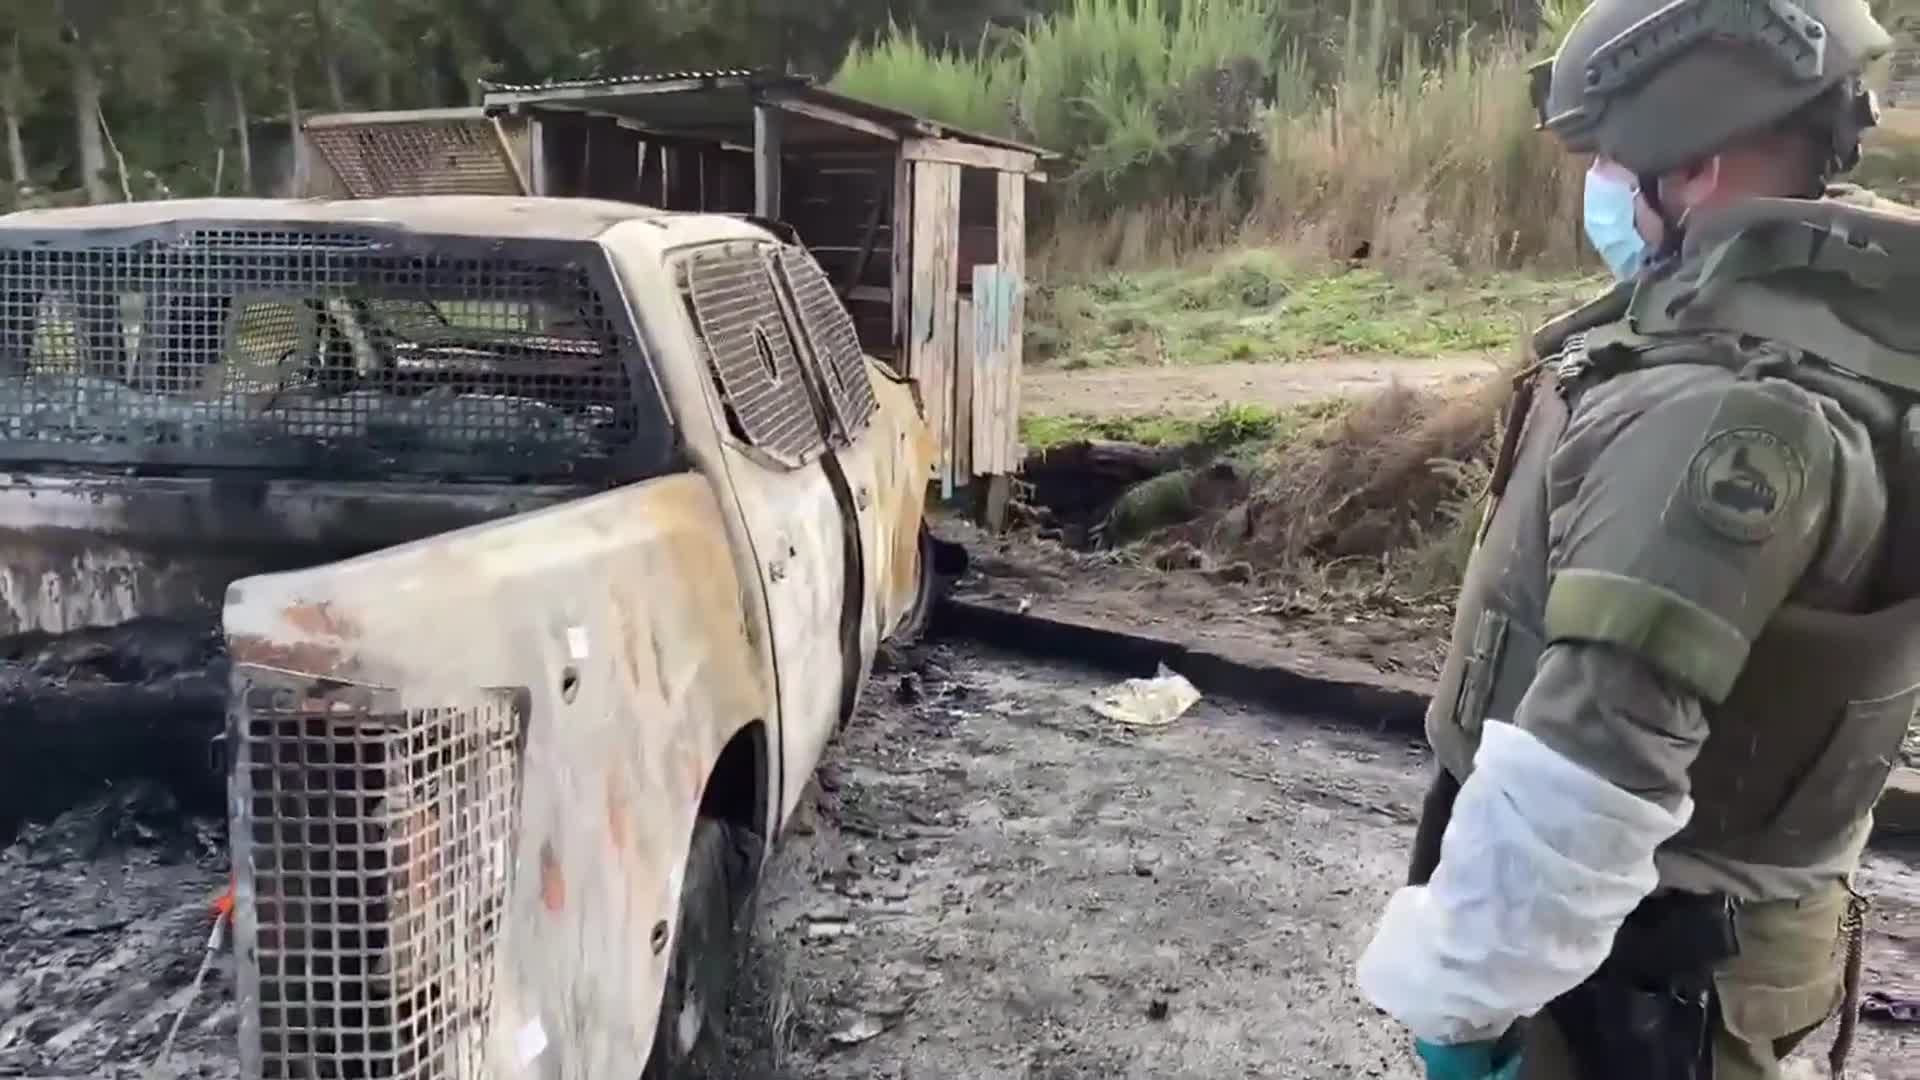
[0,196,936,1079]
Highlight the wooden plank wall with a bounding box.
[908,160,961,489]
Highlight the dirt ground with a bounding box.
[724,642,1920,1079]
[944,521,1452,693]
[1020,355,1499,420]
[1,643,1916,1079]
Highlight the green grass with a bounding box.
[1020,399,1349,452]
[1028,250,1600,368]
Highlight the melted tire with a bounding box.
[641,816,760,1080]
[892,525,940,646]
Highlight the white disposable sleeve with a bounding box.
[1355,720,1692,1045]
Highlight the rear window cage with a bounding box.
[774,245,877,440]
[0,222,676,483]
[681,246,827,470]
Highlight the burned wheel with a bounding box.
[894,524,964,646]
[641,816,761,1080]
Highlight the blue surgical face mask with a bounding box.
[1583,165,1648,281]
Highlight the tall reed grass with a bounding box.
[831,0,1589,274]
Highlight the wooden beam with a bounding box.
[767,94,900,143]
[754,104,782,220]
[304,107,486,129]
[483,79,711,112]
[902,137,1038,175]
[490,116,532,195]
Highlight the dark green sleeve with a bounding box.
[1540,369,1837,705]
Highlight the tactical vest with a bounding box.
[1428,188,1920,876]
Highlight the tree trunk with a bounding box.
[325,56,346,111]
[284,64,303,197]
[2,34,27,188]
[1,106,22,189]
[70,44,110,204]
[230,70,253,195]
[313,0,346,110]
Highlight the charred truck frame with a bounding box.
[0,196,939,1079]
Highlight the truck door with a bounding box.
[682,246,852,824]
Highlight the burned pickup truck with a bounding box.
[0,197,937,1078]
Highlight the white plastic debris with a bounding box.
[1091,664,1201,728]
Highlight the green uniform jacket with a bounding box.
[1426,187,1920,903]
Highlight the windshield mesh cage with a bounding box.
[0,230,640,479]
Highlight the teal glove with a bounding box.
[1413,1038,1522,1080]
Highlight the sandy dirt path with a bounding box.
[1021,355,1502,419]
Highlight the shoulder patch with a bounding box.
[1684,426,1807,544]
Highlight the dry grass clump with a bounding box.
[1191,371,1512,596]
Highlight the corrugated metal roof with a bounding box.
[478,69,786,94]
[479,69,1050,159]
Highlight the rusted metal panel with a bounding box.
[223,471,773,1079]
[0,476,572,637]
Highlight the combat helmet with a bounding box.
[1530,0,1891,178]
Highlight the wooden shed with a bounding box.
[294,71,1049,515]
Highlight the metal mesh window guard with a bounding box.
[0,229,651,480]
[235,681,528,1080]
[305,120,525,198]
[685,249,824,468]
[775,246,876,441]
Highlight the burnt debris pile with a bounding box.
[0,617,228,843]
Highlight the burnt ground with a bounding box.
[0,786,235,1080]
[3,643,1915,1079]
[721,643,1920,1080]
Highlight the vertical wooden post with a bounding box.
[753,104,782,220]
[891,155,913,363]
[526,117,549,196]
[995,171,1028,477]
[909,160,961,490]
[955,295,975,481]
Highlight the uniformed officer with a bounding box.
[1354,1,1920,1078]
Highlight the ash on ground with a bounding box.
[0,783,235,1080]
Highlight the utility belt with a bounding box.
[1539,889,1739,1080]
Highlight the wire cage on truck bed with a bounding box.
[231,675,531,1080]
[0,221,672,482]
